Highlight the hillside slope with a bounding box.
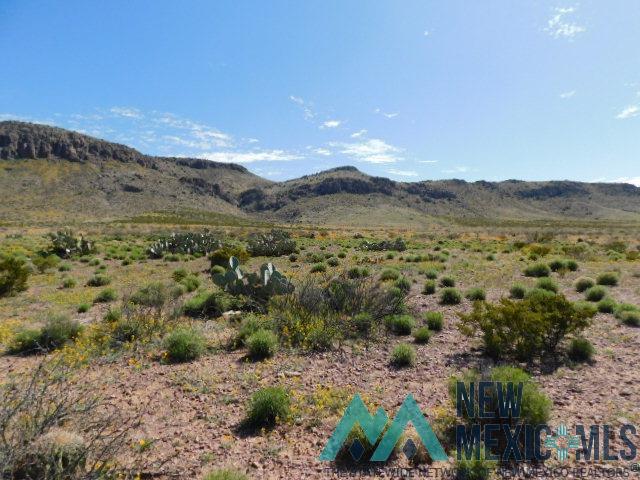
[1,121,640,225]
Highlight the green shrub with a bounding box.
[163,328,206,363]
[86,274,110,287]
[94,288,117,303]
[103,307,122,322]
[568,337,595,362]
[509,283,527,299]
[32,254,61,273]
[597,298,617,314]
[88,258,100,267]
[171,267,189,282]
[380,268,400,281]
[210,265,225,276]
[147,231,220,258]
[413,327,432,344]
[424,311,444,331]
[77,303,90,313]
[390,343,416,367]
[393,276,411,294]
[130,282,170,309]
[209,244,249,267]
[384,314,415,335]
[548,259,566,272]
[523,263,551,277]
[620,310,640,327]
[422,280,436,295]
[351,312,375,337]
[574,277,595,293]
[465,287,486,301]
[183,291,225,318]
[245,386,291,428]
[439,276,455,288]
[459,294,592,361]
[0,255,30,297]
[233,315,272,348]
[565,259,579,271]
[535,277,558,293]
[246,329,278,360]
[338,251,346,259]
[8,329,43,354]
[614,303,639,319]
[39,314,83,351]
[596,272,619,286]
[61,277,77,289]
[310,263,327,273]
[203,469,248,480]
[58,263,71,272]
[327,257,339,267]
[48,229,95,258]
[585,286,607,302]
[424,269,439,280]
[179,274,201,293]
[440,288,462,305]
[573,301,598,318]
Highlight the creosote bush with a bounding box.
[384,314,415,335]
[246,329,278,360]
[585,286,607,302]
[596,272,619,286]
[440,287,462,305]
[163,327,206,363]
[245,386,291,429]
[390,343,416,367]
[523,263,551,277]
[0,255,30,297]
[568,337,595,362]
[574,277,595,293]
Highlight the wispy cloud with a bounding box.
[545,6,586,40]
[195,149,303,164]
[320,119,341,129]
[289,95,315,120]
[616,105,639,119]
[351,129,367,138]
[110,106,143,118]
[331,138,402,164]
[374,108,399,119]
[442,166,469,174]
[418,160,438,164]
[423,30,430,37]
[559,90,576,99]
[614,176,640,187]
[313,148,332,156]
[387,168,418,177]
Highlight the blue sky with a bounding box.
[1,1,639,184]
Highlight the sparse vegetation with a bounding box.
[390,343,416,367]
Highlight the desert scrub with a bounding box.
[183,291,225,318]
[163,327,206,363]
[32,254,61,273]
[439,287,462,305]
[574,277,595,293]
[327,257,339,267]
[384,314,415,335]
[130,282,172,309]
[568,337,595,362]
[233,314,273,348]
[77,303,91,313]
[9,314,83,354]
[535,277,558,293]
[310,262,327,273]
[86,274,110,287]
[380,268,400,281]
[413,326,432,344]
[245,386,291,429]
[509,283,527,299]
[620,310,640,327]
[465,287,486,301]
[350,312,375,338]
[0,255,30,297]
[246,329,278,360]
[208,244,249,267]
[597,297,617,314]
[94,288,117,303]
[596,272,619,286]
[438,276,455,288]
[523,262,551,277]
[424,311,444,331]
[390,343,416,367]
[423,268,439,280]
[393,276,411,294]
[422,280,436,295]
[585,286,607,302]
[203,469,248,480]
[247,229,296,257]
[61,277,77,289]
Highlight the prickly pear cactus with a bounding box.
[212,256,293,302]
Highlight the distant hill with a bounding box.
[2,121,640,225]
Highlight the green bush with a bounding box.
[38,314,83,351]
[163,328,206,362]
[424,311,444,331]
[246,329,278,360]
[8,328,43,354]
[390,343,416,367]
[596,272,619,286]
[459,294,592,361]
[58,263,71,272]
[384,314,415,335]
[597,297,617,314]
[310,262,327,273]
[585,286,607,302]
[94,288,117,303]
[327,257,339,267]
[440,288,462,305]
[245,386,291,428]
[523,263,551,277]
[413,326,432,344]
[509,283,527,299]
[548,259,566,272]
[380,268,400,281]
[393,276,411,294]
[465,287,486,301]
[183,291,225,318]
[422,280,436,295]
[423,269,439,280]
[203,469,248,480]
[209,244,249,267]
[439,276,455,288]
[77,303,90,313]
[568,337,595,362]
[32,254,61,273]
[0,255,30,297]
[620,310,640,327]
[565,259,579,271]
[86,274,110,287]
[574,277,595,293]
[351,312,375,337]
[210,265,225,276]
[535,277,558,293]
[573,301,598,318]
[614,303,639,319]
[61,277,77,289]
[130,282,170,309]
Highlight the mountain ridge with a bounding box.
[1,121,639,225]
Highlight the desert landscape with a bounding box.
[1,122,640,479]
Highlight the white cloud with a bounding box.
[351,129,367,138]
[443,166,469,174]
[559,90,576,99]
[614,176,640,187]
[110,107,143,118]
[374,108,399,119]
[247,138,259,143]
[616,105,639,119]
[423,30,430,37]
[289,95,315,120]
[332,138,402,164]
[321,119,341,129]
[196,149,303,164]
[387,169,418,177]
[418,160,438,164]
[545,6,586,39]
[154,112,231,147]
[313,148,332,156]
